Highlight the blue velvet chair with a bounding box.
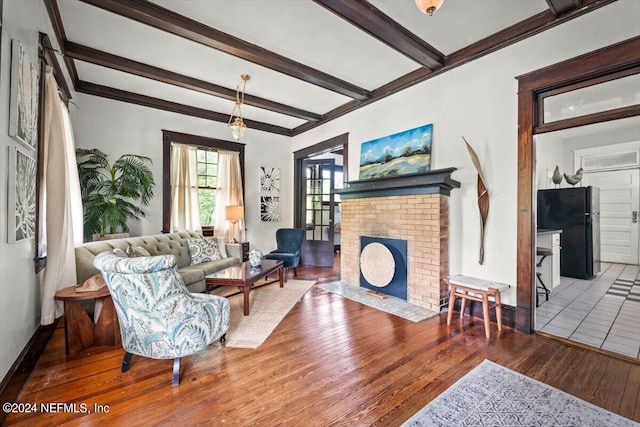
[264,228,305,281]
[94,252,230,386]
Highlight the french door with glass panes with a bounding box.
[301,158,335,266]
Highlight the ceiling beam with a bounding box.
[546,0,582,16]
[78,0,371,101]
[43,0,80,89]
[312,0,444,70]
[292,0,618,136]
[65,41,322,122]
[40,33,72,101]
[76,81,293,137]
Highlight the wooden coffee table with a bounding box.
[205,259,284,315]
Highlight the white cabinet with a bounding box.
[537,231,561,288]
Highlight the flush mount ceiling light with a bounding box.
[415,0,444,16]
[228,74,250,141]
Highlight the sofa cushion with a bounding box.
[76,274,107,292]
[176,266,205,285]
[126,245,151,257]
[75,232,240,292]
[187,237,222,265]
[113,248,128,257]
[217,237,228,258]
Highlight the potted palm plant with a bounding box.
[76,148,155,241]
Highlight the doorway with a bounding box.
[301,157,336,266]
[516,36,640,334]
[535,118,640,359]
[294,134,348,267]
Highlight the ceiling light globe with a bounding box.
[229,117,246,141]
[415,0,444,15]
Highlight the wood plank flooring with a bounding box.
[4,262,640,426]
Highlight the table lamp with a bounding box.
[225,205,244,243]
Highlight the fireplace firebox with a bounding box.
[360,236,407,299]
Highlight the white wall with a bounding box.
[562,120,640,175]
[536,133,565,190]
[536,119,640,191]
[0,0,70,380]
[292,0,640,306]
[70,94,293,254]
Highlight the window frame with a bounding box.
[196,148,218,226]
[162,130,244,233]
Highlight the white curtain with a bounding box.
[170,143,201,232]
[40,68,83,325]
[214,150,244,241]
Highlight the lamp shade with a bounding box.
[225,205,244,221]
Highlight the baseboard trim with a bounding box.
[0,319,59,424]
[453,300,517,330]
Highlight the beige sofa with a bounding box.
[75,231,242,293]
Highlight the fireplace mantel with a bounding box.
[335,168,460,199]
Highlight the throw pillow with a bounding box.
[217,237,228,258]
[126,245,151,257]
[113,248,128,257]
[76,274,107,293]
[188,237,222,265]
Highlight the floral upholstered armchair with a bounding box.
[94,252,230,386]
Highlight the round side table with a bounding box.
[54,285,121,354]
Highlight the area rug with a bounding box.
[402,359,638,427]
[211,279,315,348]
[319,281,438,323]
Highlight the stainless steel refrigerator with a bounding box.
[537,186,601,279]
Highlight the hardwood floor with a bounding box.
[4,260,640,426]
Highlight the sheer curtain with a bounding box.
[214,150,244,241]
[40,68,83,325]
[170,143,201,232]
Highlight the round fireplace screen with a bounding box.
[360,242,395,287]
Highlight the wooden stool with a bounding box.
[445,275,510,338]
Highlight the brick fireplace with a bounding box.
[336,169,459,312]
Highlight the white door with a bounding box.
[581,169,639,265]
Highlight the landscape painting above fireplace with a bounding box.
[359,123,432,180]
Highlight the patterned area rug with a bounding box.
[319,281,439,323]
[210,279,315,348]
[402,359,638,427]
[606,277,640,303]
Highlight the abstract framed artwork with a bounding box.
[260,166,280,193]
[9,39,40,151]
[260,166,280,222]
[260,196,280,222]
[359,123,432,180]
[8,147,36,243]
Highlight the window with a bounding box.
[197,149,218,225]
[162,130,245,234]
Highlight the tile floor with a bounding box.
[536,262,640,359]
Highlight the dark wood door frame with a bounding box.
[515,36,640,333]
[294,133,349,229]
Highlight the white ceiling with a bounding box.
[53,0,617,134]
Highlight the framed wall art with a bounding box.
[359,123,433,180]
[7,146,37,243]
[9,39,40,151]
[260,166,280,222]
[260,166,280,193]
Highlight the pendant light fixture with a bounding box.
[228,74,250,141]
[415,0,444,15]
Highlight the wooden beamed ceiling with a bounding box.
[312,0,445,70]
[46,0,619,138]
